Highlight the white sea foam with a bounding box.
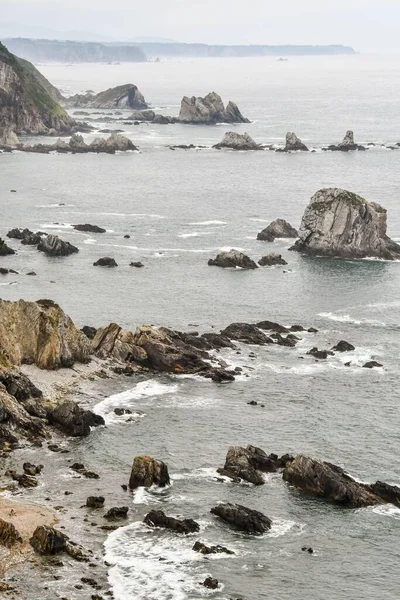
[188,220,227,226]
[268,518,305,538]
[40,222,73,229]
[171,467,220,482]
[83,238,97,244]
[178,231,214,238]
[318,312,387,327]
[371,504,400,518]
[0,281,18,286]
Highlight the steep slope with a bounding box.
[0,41,75,134]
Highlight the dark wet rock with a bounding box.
[37,235,79,257]
[221,323,272,345]
[86,497,105,508]
[362,361,383,369]
[211,503,272,535]
[30,526,68,554]
[258,253,287,266]
[193,541,234,555]
[210,369,235,383]
[202,578,219,589]
[124,234,131,238]
[302,546,314,554]
[93,257,118,267]
[73,224,106,233]
[0,268,18,274]
[47,399,104,437]
[114,407,132,416]
[0,370,43,402]
[208,249,258,269]
[308,327,318,333]
[257,219,298,242]
[256,320,289,333]
[200,333,236,349]
[130,261,144,268]
[104,507,129,520]
[220,445,293,484]
[0,239,15,256]
[332,340,355,352]
[282,455,383,507]
[13,473,38,487]
[23,462,43,475]
[325,130,366,152]
[144,510,200,534]
[179,92,249,124]
[368,481,400,507]
[0,518,22,547]
[70,464,100,479]
[271,333,297,347]
[129,456,170,489]
[213,132,261,150]
[307,347,332,359]
[290,188,400,260]
[81,325,98,340]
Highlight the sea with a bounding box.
[0,54,400,600]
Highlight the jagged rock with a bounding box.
[129,456,170,489]
[219,445,293,484]
[210,369,235,383]
[202,578,219,589]
[258,253,287,266]
[193,541,234,555]
[0,370,43,402]
[144,510,200,534]
[0,299,91,369]
[0,384,48,444]
[81,326,97,340]
[271,332,297,347]
[73,224,106,233]
[220,323,272,345]
[7,228,45,246]
[93,257,118,267]
[37,234,79,257]
[0,127,20,147]
[104,507,129,520]
[257,219,298,242]
[0,518,22,547]
[86,496,105,508]
[89,132,137,152]
[278,132,308,152]
[179,92,249,124]
[325,130,366,152]
[332,340,355,352]
[208,249,258,269]
[200,333,236,349]
[368,481,400,507]
[210,503,272,535]
[46,398,104,437]
[13,473,38,487]
[65,84,149,110]
[30,525,68,554]
[0,238,15,256]
[290,188,400,260]
[213,132,261,150]
[363,361,383,368]
[91,323,144,362]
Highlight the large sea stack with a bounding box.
[290,188,400,260]
[179,92,249,124]
[64,84,149,110]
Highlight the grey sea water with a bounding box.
[1,55,400,600]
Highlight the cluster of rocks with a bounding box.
[208,249,288,269]
[7,228,79,257]
[178,92,249,124]
[20,132,138,154]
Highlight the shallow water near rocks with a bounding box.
[0,55,400,600]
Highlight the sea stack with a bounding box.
[213,132,261,150]
[290,188,400,260]
[279,132,308,152]
[325,131,366,151]
[179,92,249,124]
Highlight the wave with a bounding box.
[40,222,73,229]
[178,231,214,238]
[0,281,18,286]
[371,504,400,519]
[188,220,227,226]
[318,312,387,327]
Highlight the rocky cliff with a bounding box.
[290,188,400,260]
[64,84,148,110]
[0,41,75,134]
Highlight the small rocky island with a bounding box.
[178,92,249,124]
[64,84,149,110]
[213,132,261,150]
[290,188,400,260]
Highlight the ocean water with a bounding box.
[1,55,400,600]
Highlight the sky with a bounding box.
[1,0,400,52]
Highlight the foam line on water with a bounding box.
[318,312,387,327]
[188,220,227,225]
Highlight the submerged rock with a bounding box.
[362,361,383,368]
[179,92,249,124]
[208,249,258,269]
[278,132,308,152]
[290,188,400,260]
[258,253,287,266]
[210,503,272,535]
[213,132,261,150]
[129,456,170,489]
[257,219,298,242]
[37,234,79,257]
[73,224,106,233]
[144,510,200,534]
[202,578,219,590]
[332,340,355,352]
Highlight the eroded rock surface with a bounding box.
[213,132,261,150]
[129,456,170,489]
[208,250,258,269]
[179,92,249,124]
[211,503,272,535]
[257,219,298,242]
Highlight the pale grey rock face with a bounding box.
[128,109,156,121]
[64,84,148,110]
[257,219,298,241]
[283,132,309,151]
[339,130,355,147]
[0,127,20,147]
[290,188,400,260]
[213,132,260,150]
[179,92,249,124]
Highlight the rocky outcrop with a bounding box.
[22,132,138,154]
[290,188,400,260]
[179,92,249,124]
[258,253,287,266]
[129,456,170,489]
[144,510,200,534]
[213,132,261,150]
[73,224,106,233]
[325,130,366,152]
[0,41,76,134]
[7,228,45,245]
[219,446,293,484]
[37,235,79,257]
[220,323,272,345]
[208,249,258,269]
[0,299,91,369]
[257,219,298,241]
[0,518,23,547]
[278,132,308,152]
[65,84,149,110]
[0,127,19,147]
[30,525,86,560]
[332,340,355,352]
[128,109,156,121]
[104,507,129,520]
[0,238,15,256]
[210,503,272,535]
[46,398,104,437]
[193,541,234,555]
[0,382,48,446]
[91,323,143,362]
[93,257,118,267]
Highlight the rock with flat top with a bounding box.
[208,249,258,269]
[93,257,117,267]
[129,456,170,489]
[73,224,106,233]
[290,188,400,260]
[211,503,271,535]
[257,219,298,242]
[213,132,261,150]
[179,92,249,124]
[221,323,272,345]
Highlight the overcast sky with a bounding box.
[1,0,399,52]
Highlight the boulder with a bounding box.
[23,462,43,475]
[81,325,97,340]
[130,261,144,268]
[37,234,79,257]
[128,109,156,121]
[326,130,366,152]
[0,518,22,548]
[220,445,293,484]
[104,507,129,520]
[278,132,308,152]
[30,525,68,555]
[0,127,20,148]
[210,503,272,535]
[282,455,382,507]
[220,323,272,345]
[213,132,261,150]
[208,249,258,269]
[73,224,106,233]
[0,267,17,275]
[257,219,298,242]
[93,257,118,267]
[179,92,249,124]
[0,238,15,256]
[258,253,287,266]
[0,385,48,444]
[86,496,105,508]
[129,456,170,489]
[193,541,234,555]
[307,347,333,359]
[46,398,105,436]
[363,361,383,368]
[202,578,219,590]
[144,510,200,534]
[290,188,400,260]
[91,132,137,152]
[332,340,355,352]
[256,320,289,333]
